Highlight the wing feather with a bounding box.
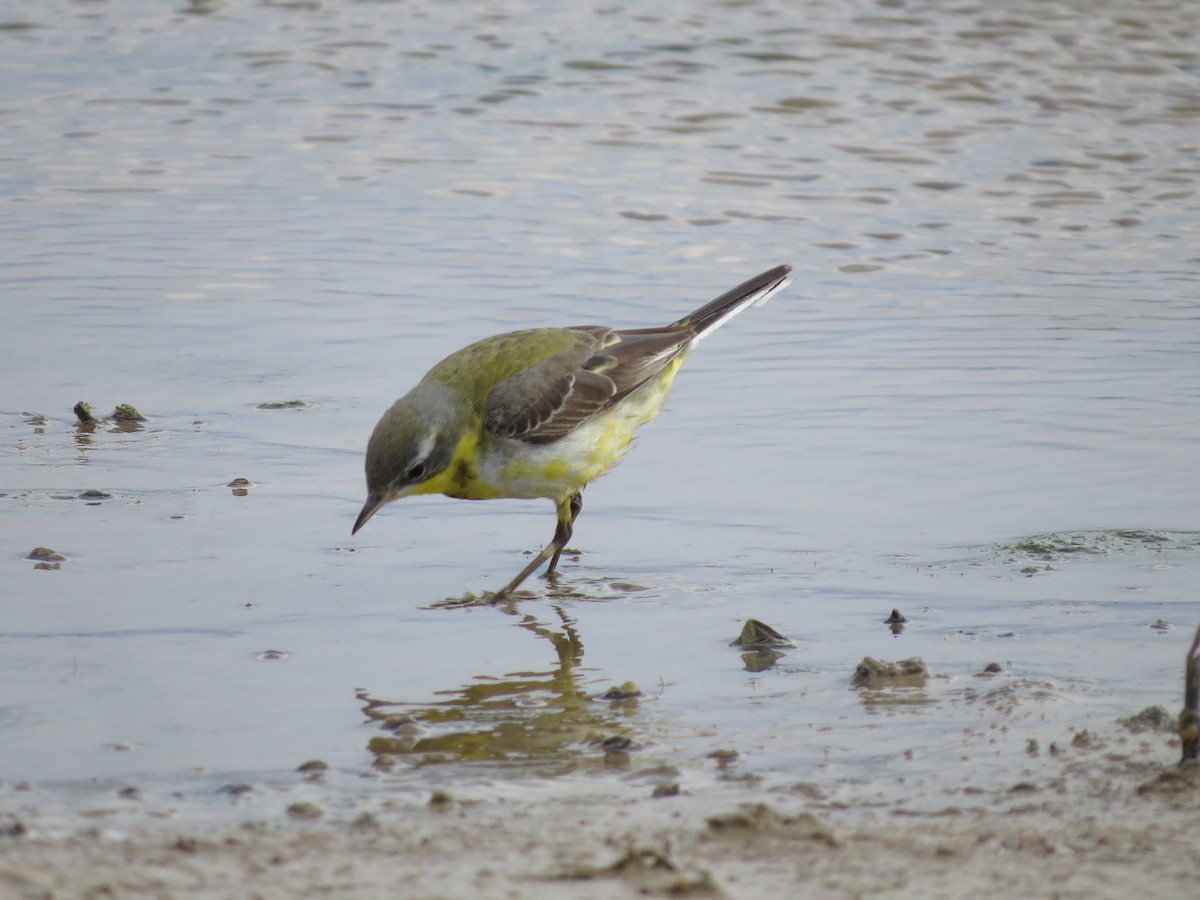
[483,326,691,445]
[479,265,788,446]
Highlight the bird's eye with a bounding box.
[405,462,427,482]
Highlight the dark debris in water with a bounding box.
[730,618,795,649]
[851,656,928,688]
[73,401,97,426]
[228,477,253,497]
[883,608,908,635]
[28,546,67,570]
[285,801,323,820]
[705,803,837,845]
[256,399,309,410]
[593,735,636,753]
[549,846,718,896]
[597,681,642,701]
[111,403,146,422]
[1118,705,1175,735]
[26,546,67,562]
[73,400,148,431]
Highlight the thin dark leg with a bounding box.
[547,491,582,575]
[492,491,583,601]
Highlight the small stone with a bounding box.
[256,400,308,410]
[73,401,96,425]
[851,656,928,688]
[730,619,794,648]
[27,547,67,562]
[598,681,642,700]
[111,404,147,422]
[705,804,836,844]
[599,736,634,752]
[286,802,323,820]
[1118,705,1174,734]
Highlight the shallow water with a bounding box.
[2,0,1199,821]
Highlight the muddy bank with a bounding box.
[3,741,1196,899]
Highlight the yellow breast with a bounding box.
[476,357,685,501]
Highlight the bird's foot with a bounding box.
[427,592,496,610]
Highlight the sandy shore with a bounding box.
[3,737,1196,899]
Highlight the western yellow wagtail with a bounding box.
[353,264,792,599]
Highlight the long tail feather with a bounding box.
[672,264,792,343]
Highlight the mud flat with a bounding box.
[2,727,1195,900]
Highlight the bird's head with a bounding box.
[353,381,463,534]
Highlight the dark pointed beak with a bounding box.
[352,493,385,535]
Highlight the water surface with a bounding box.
[2,0,1198,821]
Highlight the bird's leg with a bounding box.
[547,491,583,575]
[492,492,582,601]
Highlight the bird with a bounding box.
[352,263,792,599]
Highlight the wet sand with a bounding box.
[3,721,1194,899]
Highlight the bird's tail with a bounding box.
[671,264,792,344]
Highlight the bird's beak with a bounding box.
[352,493,385,535]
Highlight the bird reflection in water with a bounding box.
[357,600,641,775]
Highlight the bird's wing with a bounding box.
[483,325,691,445]
[482,327,613,443]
